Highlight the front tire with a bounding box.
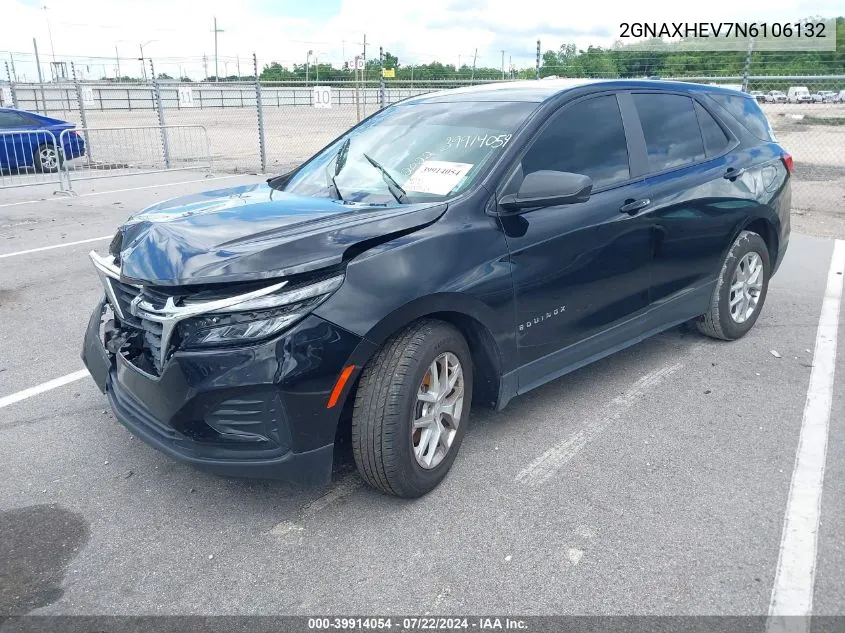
[351,320,473,498]
[697,230,770,341]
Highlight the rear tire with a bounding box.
[34,144,61,173]
[697,230,770,341]
[351,320,473,498]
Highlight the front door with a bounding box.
[497,93,655,391]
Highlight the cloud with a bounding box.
[0,0,840,80]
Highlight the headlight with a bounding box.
[177,276,343,349]
[180,302,317,348]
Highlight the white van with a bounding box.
[787,87,812,104]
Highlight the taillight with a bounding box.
[782,153,794,174]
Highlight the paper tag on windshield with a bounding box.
[404,161,473,195]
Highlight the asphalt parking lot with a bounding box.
[1,172,844,618]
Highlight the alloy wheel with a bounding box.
[730,252,764,324]
[39,147,59,170]
[412,352,465,469]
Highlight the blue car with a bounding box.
[0,107,86,173]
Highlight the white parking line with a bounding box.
[0,235,112,259]
[515,361,685,486]
[0,369,89,409]
[768,239,845,630]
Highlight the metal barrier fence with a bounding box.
[3,73,844,221]
[0,129,66,191]
[6,77,845,115]
[58,125,212,192]
[5,82,467,114]
[0,125,211,194]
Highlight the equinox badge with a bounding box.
[519,306,566,332]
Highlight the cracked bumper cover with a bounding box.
[82,297,370,484]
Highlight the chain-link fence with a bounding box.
[2,52,844,220]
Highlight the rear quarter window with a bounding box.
[694,102,730,157]
[707,93,775,142]
[632,93,706,173]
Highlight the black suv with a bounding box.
[83,80,791,497]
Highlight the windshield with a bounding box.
[278,101,537,204]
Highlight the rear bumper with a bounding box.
[82,298,368,484]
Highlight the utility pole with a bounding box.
[115,45,121,79]
[9,53,18,83]
[471,48,477,83]
[202,54,208,80]
[501,50,505,80]
[362,34,367,81]
[236,55,240,79]
[33,38,47,114]
[536,40,541,79]
[212,17,224,82]
[139,43,147,81]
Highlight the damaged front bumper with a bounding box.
[82,297,367,484]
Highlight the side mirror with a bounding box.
[498,170,593,212]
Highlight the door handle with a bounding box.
[620,198,651,215]
[724,167,746,180]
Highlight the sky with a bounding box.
[0,0,841,81]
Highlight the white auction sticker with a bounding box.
[404,161,473,195]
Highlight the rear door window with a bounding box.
[694,102,730,157]
[520,94,630,189]
[632,93,706,173]
[0,112,28,128]
[707,93,775,141]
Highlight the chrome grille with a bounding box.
[111,279,141,321]
[90,250,344,376]
[92,267,168,374]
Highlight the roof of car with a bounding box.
[402,78,750,104]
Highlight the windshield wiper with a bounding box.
[362,153,406,204]
[325,138,351,201]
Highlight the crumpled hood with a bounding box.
[115,183,446,286]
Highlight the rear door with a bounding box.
[0,111,31,168]
[497,92,655,390]
[624,91,749,312]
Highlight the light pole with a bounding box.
[115,40,130,79]
[306,50,313,86]
[212,17,224,81]
[138,40,158,81]
[41,5,57,81]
